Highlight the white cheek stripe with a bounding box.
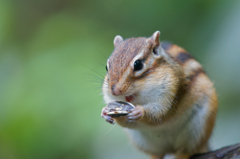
[107,59,110,69]
[130,49,148,77]
[130,50,145,69]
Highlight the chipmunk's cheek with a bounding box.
[126,106,143,122]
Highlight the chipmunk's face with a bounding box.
[103,31,168,101]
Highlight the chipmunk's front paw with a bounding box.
[101,106,115,124]
[126,106,143,122]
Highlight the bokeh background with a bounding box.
[0,0,240,159]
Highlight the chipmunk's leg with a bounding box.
[113,106,144,128]
[101,106,114,124]
[126,106,144,122]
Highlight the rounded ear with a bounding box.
[151,30,160,46]
[113,35,123,47]
[150,31,161,55]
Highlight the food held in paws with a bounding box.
[107,101,135,117]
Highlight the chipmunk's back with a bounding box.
[161,42,205,84]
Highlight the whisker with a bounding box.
[93,48,108,60]
[85,73,104,81]
[83,65,105,79]
[104,124,115,135]
[97,62,107,68]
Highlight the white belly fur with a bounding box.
[123,102,209,156]
[103,92,209,156]
[124,105,208,155]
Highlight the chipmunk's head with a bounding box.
[103,31,169,97]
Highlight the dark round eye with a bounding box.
[106,65,108,71]
[134,60,143,71]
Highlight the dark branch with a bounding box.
[190,143,240,159]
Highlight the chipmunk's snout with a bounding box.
[111,84,122,96]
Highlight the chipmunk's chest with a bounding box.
[123,123,183,155]
[123,102,209,155]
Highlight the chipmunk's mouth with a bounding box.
[125,95,135,103]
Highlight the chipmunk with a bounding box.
[101,31,218,159]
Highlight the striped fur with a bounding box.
[102,32,218,159]
[161,41,204,82]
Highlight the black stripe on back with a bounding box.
[176,52,193,64]
[188,68,205,82]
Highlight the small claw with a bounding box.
[101,106,115,124]
[127,113,142,120]
[126,106,143,122]
[103,114,115,124]
[127,113,133,116]
[127,116,133,119]
[101,107,111,117]
[106,118,115,124]
[126,119,136,122]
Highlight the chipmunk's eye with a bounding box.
[134,60,143,71]
[106,65,108,72]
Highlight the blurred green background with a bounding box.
[0,0,240,159]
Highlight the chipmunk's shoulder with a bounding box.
[161,41,194,65]
[161,41,206,83]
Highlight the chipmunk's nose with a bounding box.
[111,84,122,96]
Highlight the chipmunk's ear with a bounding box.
[114,35,123,47]
[149,31,161,56]
[150,31,160,46]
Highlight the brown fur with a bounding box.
[139,64,185,126]
[108,38,146,81]
[162,42,218,154]
[104,37,218,158]
[108,37,161,95]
